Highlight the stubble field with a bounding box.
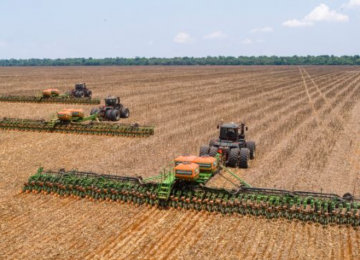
[0,66,360,259]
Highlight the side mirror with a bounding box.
[217,124,219,129]
[246,127,248,131]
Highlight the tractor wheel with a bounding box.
[86,91,92,98]
[228,148,240,167]
[209,138,217,147]
[199,145,210,156]
[90,108,100,115]
[105,110,113,120]
[120,107,130,118]
[343,193,353,201]
[246,141,256,159]
[209,146,218,157]
[239,148,250,168]
[110,110,120,121]
[75,90,84,98]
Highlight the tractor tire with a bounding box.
[199,145,210,156]
[120,107,130,118]
[209,146,218,157]
[74,90,84,98]
[110,109,120,121]
[343,193,353,201]
[246,141,256,159]
[86,91,92,98]
[105,110,113,120]
[228,148,240,168]
[209,138,217,147]
[90,108,100,115]
[239,148,250,169]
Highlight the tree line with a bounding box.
[0,55,360,66]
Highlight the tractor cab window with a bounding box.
[220,127,238,141]
[75,84,84,90]
[105,98,116,106]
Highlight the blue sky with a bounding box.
[0,0,359,58]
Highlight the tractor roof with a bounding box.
[221,123,239,128]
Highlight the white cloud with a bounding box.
[283,4,349,28]
[242,38,253,45]
[283,19,313,27]
[203,30,228,39]
[305,4,348,22]
[251,27,273,33]
[342,0,360,9]
[173,32,194,43]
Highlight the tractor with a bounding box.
[199,123,256,168]
[90,96,130,121]
[68,83,93,98]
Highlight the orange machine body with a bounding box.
[57,109,85,121]
[174,163,200,181]
[174,155,198,166]
[192,156,218,170]
[42,88,60,97]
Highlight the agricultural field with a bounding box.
[1,66,360,259]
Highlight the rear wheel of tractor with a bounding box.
[239,148,250,168]
[75,90,83,98]
[90,108,100,115]
[120,107,130,118]
[228,148,240,167]
[199,145,210,156]
[209,138,217,147]
[209,146,218,157]
[246,141,256,159]
[87,91,92,98]
[105,110,113,120]
[110,110,120,121]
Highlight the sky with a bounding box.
[0,0,359,59]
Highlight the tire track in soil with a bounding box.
[235,216,265,259]
[167,214,231,260]
[131,210,203,259]
[247,69,347,135]
[299,67,323,128]
[248,72,360,189]
[83,206,161,259]
[64,202,143,254]
[280,78,360,192]
[249,69,352,141]
[209,216,245,259]
[155,212,215,260]
[0,195,77,240]
[257,220,286,259]
[111,208,180,259]
[346,228,354,260]
[5,198,128,258]
[277,221,299,260]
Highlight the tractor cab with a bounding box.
[104,96,120,107]
[75,83,86,91]
[218,123,247,141]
